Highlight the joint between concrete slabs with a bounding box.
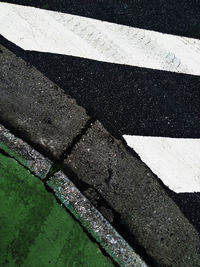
[62,120,200,267]
[1,43,200,266]
[0,123,144,266]
[42,117,97,183]
[0,150,116,267]
[0,126,117,265]
[0,44,90,160]
[59,117,97,161]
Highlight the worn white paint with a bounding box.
[1,3,200,193]
[1,3,200,76]
[124,135,200,193]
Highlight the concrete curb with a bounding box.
[0,44,90,159]
[48,172,147,267]
[0,124,52,179]
[1,43,200,266]
[63,120,200,267]
[0,123,147,267]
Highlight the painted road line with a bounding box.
[2,35,199,140]
[2,36,200,196]
[63,120,200,266]
[124,135,200,193]
[1,0,200,39]
[1,40,200,195]
[1,3,200,76]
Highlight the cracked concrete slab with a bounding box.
[63,120,200,267]
[1,41,200,266]
[0,44,89,159]
[0,152,115,267]
[0,123,146,266]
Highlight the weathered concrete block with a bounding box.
[64,121,200,267]
[0,45,89,159]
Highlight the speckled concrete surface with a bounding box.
[0,124,52,178]
[64,120,200,267]
[0,44,89,159]
[48,171,147,267]
[0,152,114,267]
[0,124,145,266]
[1,35,200,266]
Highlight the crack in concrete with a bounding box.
[43,116,96,182]
[0,149,118,266]
[61,117,96,160]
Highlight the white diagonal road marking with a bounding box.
[1,2,200,194]
[1,3,200,75]
[124,135,200,193]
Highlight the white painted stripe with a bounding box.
[1,3,200,76]
[123,135,200,193]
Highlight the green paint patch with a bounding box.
[0,153,114,267]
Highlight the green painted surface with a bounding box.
[0,153,114,267]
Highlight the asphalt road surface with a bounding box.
[1,0,200,252]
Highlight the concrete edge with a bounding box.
[48,171,148,267]
[0,123,148,267]
[0,123,52,178]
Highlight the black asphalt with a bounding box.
[1,44,200,265]
[1,35,200,236]
[2,0,200,39]
[2,36,200,139]
[1,2,200,262]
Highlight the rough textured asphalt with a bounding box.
[2,36,200,236]
[1,2,200,266]
[1,37,199,267]
[2,36,200,139]
[1,42,200,266]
